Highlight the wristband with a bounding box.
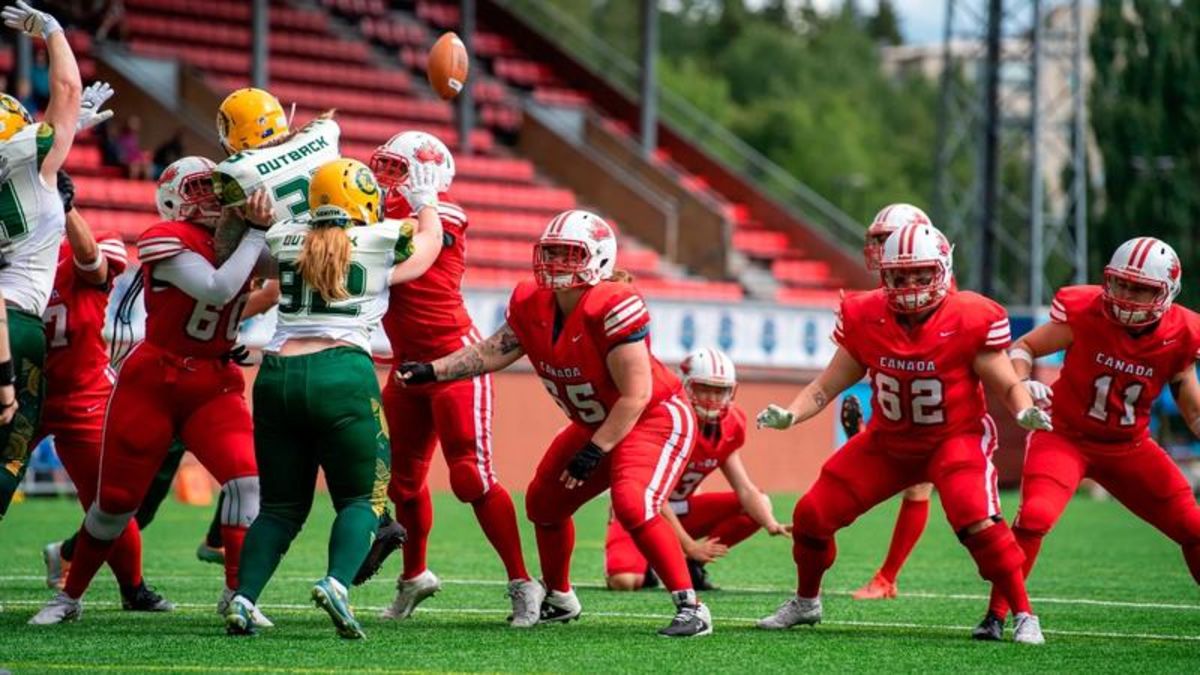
[1009,347,1033,365]
[0,359,15,386]
[74,254,103,272]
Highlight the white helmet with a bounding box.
[369,130,455,195]
[533,209,617,290]
[680,348,737,422]
[879,222,954,313]
[155,156,220,226]
[865,203,931,271]
[1103,237,1182,327]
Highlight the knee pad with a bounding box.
[964,522,1025,581]
[610,484,653,531]
[448,459,488,503]
[524,481,558,526]
[387,458,431,505]
[84,503,136,541]
[1013,499,1055,537]
[793,493,838,540]
[220,476,260,528]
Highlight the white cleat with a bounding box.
[28,592,82,625]
[1012,612,1045,645]
[218,587,273,627]
[380,569,441,620]
[757,595,822,630]
[539,588,582,624]
[507,579,545,628]
[43,541,68,590]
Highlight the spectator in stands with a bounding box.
[96,120,122,169]
[151,131,183,180]
[115,116,151,179]
[31,49,50,110]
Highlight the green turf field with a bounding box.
[1,491,1196,673]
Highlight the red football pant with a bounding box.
[526,396,697,593]
[63,343,257,599]
[42,390,143,589]
[988,430,1200,617]
[792,418,1028,610]
[384,371,528,581]
[605,491,759,576]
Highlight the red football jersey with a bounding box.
[1048,285,1200,443]
[382,194,475,361]
[667,404,747,501]
[43,232,128,400]
[135,221,252,358]
[834,288,1011,449]
[506,279,683,429]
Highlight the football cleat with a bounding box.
[224,594,261,636]
[1012,612,1045,645]
[539,588,582,624]
[218,587,273,627]
[507,579,546,628]
[971,612,1005,641]
[851,572,897,600]
[756,595,822,630]
[43,541,69,590]
[687,559,718,591]
[353,511,408,586]
[196,542,225,566]
[380,569,441,620]
[840,394,863,439]
[28,592,82,625]
[121,582,175,612]
[312,576,365,640]
[658,591,712,638]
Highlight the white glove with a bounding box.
[1016,406,1053,432]
[756,404,796,430]
[400,161,439,215]
[77,81,114,132]
[2,1,61,40]
[1023,379,1053,409]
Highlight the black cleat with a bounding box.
[687,559,718,591]
[659,594,713,638]
[121,582,175,612]
[641,565,660,590]
[353,510,408,586]
[972,612,1005,641]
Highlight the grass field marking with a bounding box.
[5,599,1199,643]
[1,663,428,674]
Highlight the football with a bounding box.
[427,32,469,100]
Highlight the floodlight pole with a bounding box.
[251,0,268,89]
[638,0,658,158]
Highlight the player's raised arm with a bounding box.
[720,451,790,536]
[398,321,525,385]
[757,347,866,430]
[387,163,444,285]
[4,2,81,184]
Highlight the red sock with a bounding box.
[795,534,837,597]
[534,519,574,593]
[397,485,433,580]
[988,526,1043,617]
[106,521,144,588]
[63,528,117,600]
[878,498,929,583]
[707,513,760,549]
[630,515,692,592]
[471,484,529,580]
[966,523,1032,616]
[220,525,247,589]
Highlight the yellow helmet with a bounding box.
[308,158,382,227]
[216,87,288,152]
[0,94,33,142]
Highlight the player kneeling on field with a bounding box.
[756,222,1052,644]
[224,158,443,640]
[605,347,789,592]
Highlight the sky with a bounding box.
[809,0,948,45]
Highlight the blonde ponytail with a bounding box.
[297,225,352,302]
[610,268,635,284]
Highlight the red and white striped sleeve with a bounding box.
[1049,294,1068,323]
[984,316,1012,348]
[599,289,650,346]
[96,236,129,276]
[436,201,467,229]
[136,235,186,264]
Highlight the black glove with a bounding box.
[224,344,252,366]
[840,394,863,439]
[397,361,436,385]
[57,169,75,212]
[566,441,606,482]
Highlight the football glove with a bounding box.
[56,169,74,212]
[401,162,439,215]
[1016,406,1053,432]
[396,361,436,385]
[2,1,61,39]
[224,344,253,367]
[1023,379,1053,409]
[840,394,863,439]
[565,441,606,482]
[756,404,795,430]
[77,81,115,132]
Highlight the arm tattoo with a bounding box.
[494,323,521,355]
[812,389,829,411]
[436,323,521,381]
[213,212,249,265]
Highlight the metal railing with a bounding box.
[495,0,865,251]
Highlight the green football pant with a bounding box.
[0,308,47,518]
[237,347,390,602]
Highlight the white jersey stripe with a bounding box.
[604,298,645,329]
[606,307,648,337]
[643,398,685,522]
[604,295,641,322]
[981,415,999,516]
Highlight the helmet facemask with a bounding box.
[534,241,597,290]
[881,262,946,313]
[369,148,408,196]
[1103,270,1170,327]
[686,381,736,423]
